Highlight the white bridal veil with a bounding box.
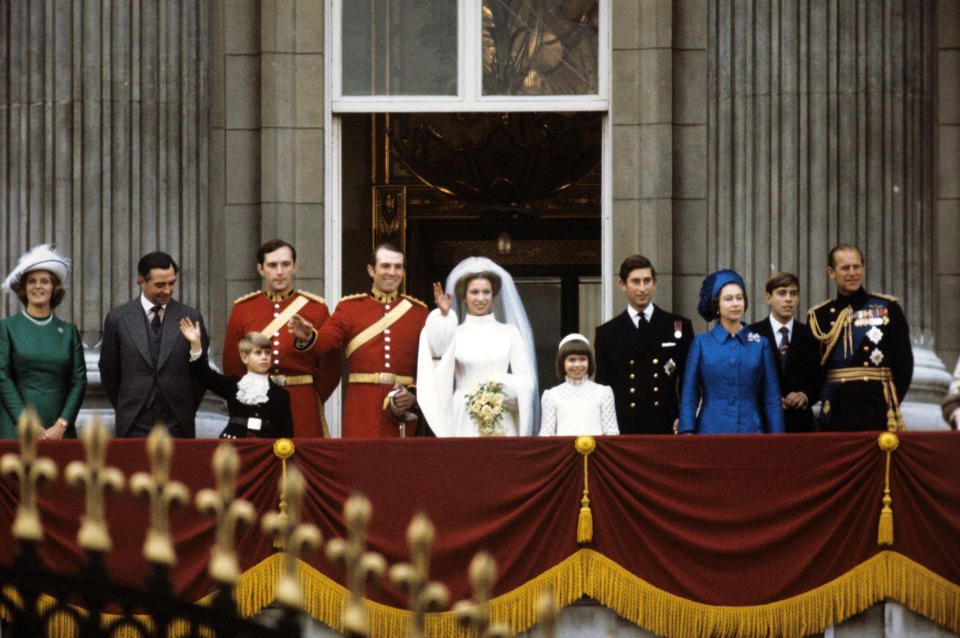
[417,256,540,435]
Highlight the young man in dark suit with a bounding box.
[749,272,822,433]
[99,251,209,437]
[595,255,694,434]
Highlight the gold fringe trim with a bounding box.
[25,549,960,637]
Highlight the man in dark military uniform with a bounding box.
[808,244,913,431]
[595,255,694,434]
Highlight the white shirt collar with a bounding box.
[627,304,654,327]
[140,294,167,314]
[769,315,794,335]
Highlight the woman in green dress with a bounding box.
[0,244,86,439]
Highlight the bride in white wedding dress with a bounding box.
[416,257,538,437]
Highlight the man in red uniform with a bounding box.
[222,239,340,437]
[289,243,429,438]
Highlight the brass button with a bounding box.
[629,360,635,366]
[629,373,636,380]
[653,373,659,379]
[863,376,869,382]
[630,402,636,408]
[652,358,659,365]
[653,387,659,393]
[653,401,659,407]
[629,387,636,394]
[830,321,835,326]
[863,346,870,351]
[830,308,836,313]
[863,362,870,367]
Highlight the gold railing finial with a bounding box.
[262,464,321,609]
[130,426,190,565]
[389,512,449,637]
[65,416,125,552]
[326,493,386,636]
[535,586,558,638]
[453,551,509,638]
[0,406,57,542]
[195,442,255,585]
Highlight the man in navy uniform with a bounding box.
[749,272,822,433]
[808,244,913,431]
[595,255,694,434]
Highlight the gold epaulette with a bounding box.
[871,292,899,303]
[808,298,832,314]
[401,294,427,308]
[338,292,368,303]
[232,291,261,305]
[296,290,326,304]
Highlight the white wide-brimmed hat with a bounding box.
[1,244,71,294]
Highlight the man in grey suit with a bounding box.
[99,252,209,437]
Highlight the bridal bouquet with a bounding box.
[465,381,507,436]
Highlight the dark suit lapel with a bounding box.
[122,300,155,366]
[156,301,183,368]
[750,319,782,374]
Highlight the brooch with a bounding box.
[866,326,883,344]
[664,359,677,376]
[748,333,762,343]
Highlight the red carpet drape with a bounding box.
[0,433,958,637]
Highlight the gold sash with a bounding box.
[259,295,309,338]
[345,299,412,359]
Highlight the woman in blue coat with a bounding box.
[677,270,784,434]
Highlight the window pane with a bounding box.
[482,0,599,96]
[342,0,457,96]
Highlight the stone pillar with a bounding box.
[936,0,960,375]
[610,0,676,307]
[211,0,326,357]
[707,0,949,427]
[0,0,211,344]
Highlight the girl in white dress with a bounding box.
[417,257,538,437]
[539,334,619,436]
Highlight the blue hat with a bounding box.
[697,269,745,321]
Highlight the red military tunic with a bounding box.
[223,288,340,438]
[308,289,428,438]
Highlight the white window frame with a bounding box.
[324,0,614,431]
[329,0,609,112]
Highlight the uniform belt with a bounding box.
[825,366,904,431]
[270,374,314,386]
[349,372,414,386]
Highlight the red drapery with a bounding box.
[0,433,958,637]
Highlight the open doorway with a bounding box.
[339,112,602,390]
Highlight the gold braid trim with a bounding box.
[30,550,960,638]
[808,305,854,366]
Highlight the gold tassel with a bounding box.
[271,438,296,550]
[575,436,596,545]
[577,492,593,544]
[877,432,899,547]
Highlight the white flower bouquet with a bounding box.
[465,380,507,436]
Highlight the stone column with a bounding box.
[707,0,949,427]
[610,0,676,307]
[0,0,211,344]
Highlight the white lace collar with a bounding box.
[236,372,270,406]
